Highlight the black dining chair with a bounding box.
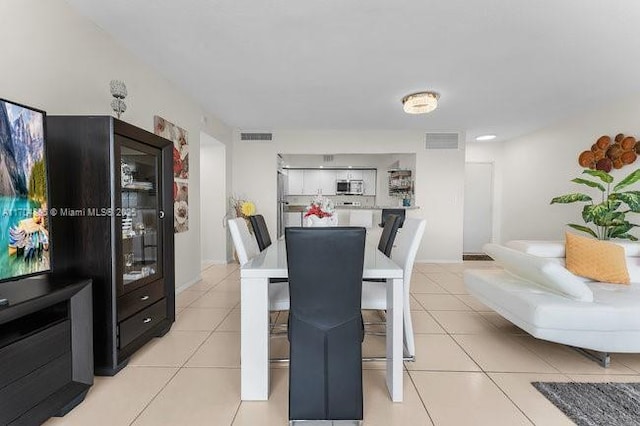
[363,214,402,287]
[380,208,406,229]
[377,214,402,257]
[249,214,272,251]
[285,227,366,422]
[249,214,287,287]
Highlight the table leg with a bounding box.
[241,277,270,400]
[386,277,404,402]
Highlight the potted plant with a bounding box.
[551,169,640,240]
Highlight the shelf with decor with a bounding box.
[388,170,413,196]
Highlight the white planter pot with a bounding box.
[305,215,338,227]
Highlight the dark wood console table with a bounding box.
[0,275,93,425]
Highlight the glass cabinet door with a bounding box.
[117,136,163,294]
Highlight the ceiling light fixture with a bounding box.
[475,134,497,141]
[402,91,439,114]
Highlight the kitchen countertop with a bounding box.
[286,205,420,211]
[334,205,420,210]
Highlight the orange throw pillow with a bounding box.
[565,232,630,284]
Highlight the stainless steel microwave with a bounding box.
[336,180,364,195]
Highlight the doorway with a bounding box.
[200,132,227,266]
[463,162,494,255]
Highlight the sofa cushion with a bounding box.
[565,232,630,285]
[483,243,593,302]
[507,239,640,258]
[465,270,640,331]
[505,240,566,258]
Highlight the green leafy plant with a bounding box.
[550,169,640,241]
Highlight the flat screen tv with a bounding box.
[0,98,50,282]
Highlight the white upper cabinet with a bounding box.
[336,170,363,180]
[319,170,337,195]
[362,169,377,196]
[302,170,336,195]
[288,170,304,195]
[302,170,320,195]
[288,169,374,196]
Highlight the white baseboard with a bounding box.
[416,259,463,264]
[201,259,227,269]
[175,274,203,294]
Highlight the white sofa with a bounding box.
[464,240,640,365]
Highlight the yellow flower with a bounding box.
[240,201,256,217]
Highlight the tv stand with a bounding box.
[0,275,93,425]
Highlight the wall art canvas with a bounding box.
[173,181,188,233]
[154,115,189,233]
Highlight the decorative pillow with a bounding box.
[483,243,593,302]
[565,232,630,284]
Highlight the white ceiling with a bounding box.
[66,0,640,142]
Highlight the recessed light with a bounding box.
[319,165,324,168]
[348,166,353,169]
[475,134,497,141]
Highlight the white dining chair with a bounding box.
[228,218,289,311]
[349,210,373,228]
[361,217,426,358]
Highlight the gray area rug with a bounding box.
[532,382,640,426]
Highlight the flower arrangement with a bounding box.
[230,196,256,219]
[304,195,335,218]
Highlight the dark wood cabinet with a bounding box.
[46,117,175,375]
[0,275,92,425]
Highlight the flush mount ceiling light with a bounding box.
[402,91,439,114]
[475,134,497,141]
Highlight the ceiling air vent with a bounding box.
[425,132,459,150]
[240,132,273,141]
[323,155,334,162]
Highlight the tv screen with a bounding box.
[0,98,50,281]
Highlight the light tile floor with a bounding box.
[45,261,640,425]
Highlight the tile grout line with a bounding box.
[405,370,437,426]
[128,268,241,425]
[127,367,183,426]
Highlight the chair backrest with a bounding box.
[228,217,260,265]
[391,218,426,301]
[286,227,366,327]
[249,214,272,251]
[377,214,401,257]
[380,208,406,228]
[286,227,366,421]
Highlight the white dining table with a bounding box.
[240,239,404,402]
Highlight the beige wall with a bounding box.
[0,0,233,287]
[495,96,640,242]
[233,130,466,262]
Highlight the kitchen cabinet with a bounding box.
[47,116,175,376]
[362,170,377,196]
[302,170,336,196]
[336,170,363,181]
[302,170,319,195]
[288,170,304,195]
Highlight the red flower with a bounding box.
[173,147,182,175]
[304,204,332,219]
